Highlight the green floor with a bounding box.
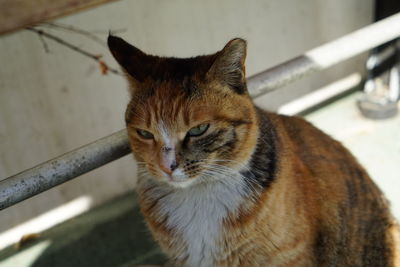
[0,193,166,267]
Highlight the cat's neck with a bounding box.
[137,170,253,266]
[240,107,278,190]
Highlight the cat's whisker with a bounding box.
[203,163,261,195]
[207,158,254,173]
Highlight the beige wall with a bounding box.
[0,0,373,235]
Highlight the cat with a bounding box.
[108,35,399,266]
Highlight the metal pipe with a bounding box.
[0,130,130,210]
[248,12,400,97]
[1,12,400,210]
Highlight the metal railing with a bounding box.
[1,12,400,210]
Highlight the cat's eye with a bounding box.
[187,124,209,137]
[136,129,154,139]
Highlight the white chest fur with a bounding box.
[138,174,251,267]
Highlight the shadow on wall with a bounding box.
[0,193,166,267]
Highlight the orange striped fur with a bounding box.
[109,36,398,266]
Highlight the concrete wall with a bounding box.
[0,0,373,236]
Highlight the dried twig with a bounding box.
[43,22,106,47]
[27,27,121,75]
[91,28,126,34]
[37,33,50,53]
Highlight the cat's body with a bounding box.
[138,109,396,266]
[108,36,398,266]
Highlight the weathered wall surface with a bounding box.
[0,0,373,235]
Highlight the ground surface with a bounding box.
[0,193,166,267]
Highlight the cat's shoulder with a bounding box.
[256,107,323,135]
[256,107,347,158]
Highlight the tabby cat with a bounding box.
[108,36,398,266]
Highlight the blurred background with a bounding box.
[0,0,399,266]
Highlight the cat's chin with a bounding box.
[141,170,197,189]
[167,178,197,189]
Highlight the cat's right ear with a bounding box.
[206,38,247,94]
[108,35,151,90]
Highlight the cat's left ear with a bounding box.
[207,38,247,94]
[107,35,155,92]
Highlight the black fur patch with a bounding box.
[240,108,277,188]
[229,81,246,95]
[194,129,230,153]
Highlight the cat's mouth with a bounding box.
[162,168,197,188]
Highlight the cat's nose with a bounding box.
[160,146,178,175]
[160,162,178,175]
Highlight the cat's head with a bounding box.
[108,36,258,188]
